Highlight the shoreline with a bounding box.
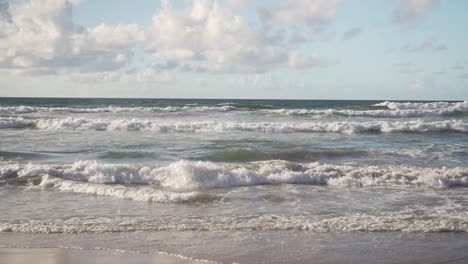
[2,231,468,264]
[0,247,212,264]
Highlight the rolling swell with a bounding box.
[0,150,50,160]
[205,147,366,162]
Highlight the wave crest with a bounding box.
[0,105,235,114]
[374,100,468,111]
[266,107,468,117]
[38,175,209,203]
[3,101,467,117]
[1,117,467,133]
[2,160,468,190]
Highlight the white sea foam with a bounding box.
[1,117,467,133]
[2,160,467,189]
[374,100,468,111]
[2,101,466,117]
[0,105,235,114]
[0,117,35,129]
[36,175,205,203]
[1,209,467,233]
[266,100,468,117]
[2,105,465,118]
[265,107,467,117]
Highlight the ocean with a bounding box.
[1,98,468,263]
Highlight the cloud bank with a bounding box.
[0,0,341,80]
[0,0,143,77]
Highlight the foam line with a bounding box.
[1,117,467,133]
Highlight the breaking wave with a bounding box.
[216,102,275,109]
[265,107,468,117]
[0,117,35,129]
[1,117,467,133]
[265,100,468,117]
[37,176,212,203]
[2,101,467,118]
[2,160,467,190]
[0,105,235,114]
[374,100,468,111]
[1,210,467,233]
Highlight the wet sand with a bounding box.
[2,231,468,264]
[0,248,207,264]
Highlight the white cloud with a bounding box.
[235,72,305,91]
[62,64,177,86]
[145,0,282,73]
[224,0,255,9]
[0,0,143,76]
[393,0,437,24]
[288,51,339,69]
[258,0,341,26]
[88,23,144,51]
[0,0,337,83]
[145,0,335,74]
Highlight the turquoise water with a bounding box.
[1,98,468,262]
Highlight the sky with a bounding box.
[0,0,467,100]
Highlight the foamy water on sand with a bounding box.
[1,98,468,263]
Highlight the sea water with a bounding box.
[1,98,468,263]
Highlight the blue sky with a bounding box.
[0,0,467,99]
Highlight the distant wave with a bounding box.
[0,105,236,114]
[216,102,275,109]
[2,101,467,117]
[2,160,467,190]
[374,100,468,111]
[1,117,467,133]
[1,210,467,233]
[265,100,468,117]
[264,107,468,117]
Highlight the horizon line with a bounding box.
[0,96,464,102]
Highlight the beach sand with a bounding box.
[2,231,468,264]
[0,248,206,264]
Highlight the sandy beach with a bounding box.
[2,231,468,264]
[0,248,207,264]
